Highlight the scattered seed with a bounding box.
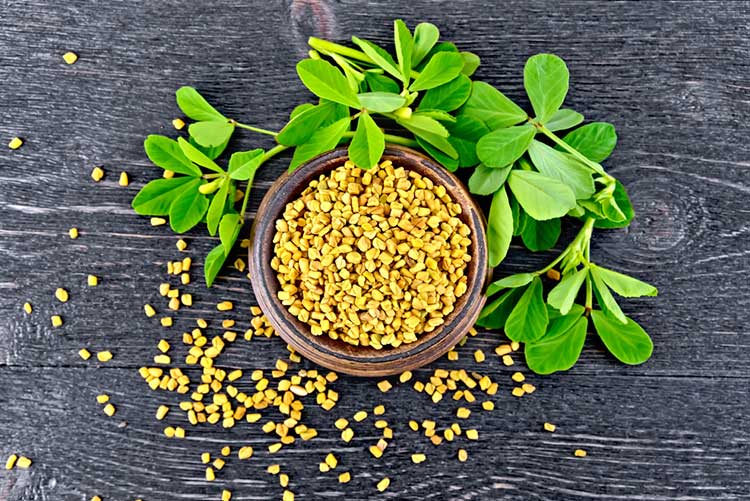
[376,477,390,492]
[16,456,31,469]
[150,217,166,226]
[411,453,426,464]
[238,446,253,459]
[377,380,392,392]
[217,301,233,311]
[103,403,116,416]
[69,227,79,239]
[118,171,129,187]
[511,387,525,397]
[457,449,468,462]
[546,269,561,281]
[55,288,69,302]
[79,348,91,360]
[544,422,556,432]
[221,489,232,501]
[8,137,23,150]
[97,351,113,362]
[51,315,63,327]
[502,355,514,366]
[23,302,32,314]
[96,394,109,404]
[456,407,471,419]
[87,275,98,286]
[574,449,587,457]
[5,454,18,470]
[474,350,485,363]
[176,239,188,251]
[353,410,367,422]
[338,471,351,483]
[62,51,78,64]
[172,118,186,130]
[91,167,105,182]
[511,372,525,382]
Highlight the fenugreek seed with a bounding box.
[103,403,116,416]
[511,341,520,351]
[69,227,79,239]
[411,453,426,464]
[51,315,63,327]
[511,372,525,382]
[213,458,225,470]
[341,428,354,442]
[238,446,253,459]
[160,317,173,327]
[408,420,419,431]
[62,51,78,64]
[512,387,525,397]
[217,301,233,311]
[522,383,536,394]
[267,464,281,474]
[87,275,98,286]
[150,217,166,226]
[23,302,32,314]
[353,410,367,422]
[544,422,556,432]
[97,351,113,362]
[16,456,32,469]
[144,304,156,317]
[91,496,102,501]
[456,407,471,419]
[156,405,169,420]
[96,394,109,404]
[282,491,294,501]
[495,344,512,356]
[157,339,170,353]
[172,118,186,130]
[373,405,385,415]
[502,355,514,366]
[8,137,23,150]
[91,167,105,182]
[205,467,215,481]
[221,489,232,501]
[5,454,18,470]
[369,445,383,458]
[574,449,587,457]
[377,380,392,392]
[154,355,171,365]
[279,473,289,487]
[325,453,338,468]
[474,350,485,363]
[547,269,561,281]
[334,418,349,430]
[466,429,479,440]
[163,170,174,178]
[79,348,91,360]
[376,477,390,492]
[118,171,129,187]
[482,401,495,411]
[457,449,468,462]
[338,471,351,483]
[268,443,283,453]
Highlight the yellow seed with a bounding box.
[144,304,156,317]
[176,239,188,251]
[174,427,185,438]
[512,387,525,397]
[341,428,354,442]
[376,477,390,492]
[5,454,18,470]
[411,453,426,464]
[338,471,351,483]
[457,449,468,462]
[268,443,283,453]
[96,394,109,404]
[158,339,170,353]
[51,315,63,327]
[118,171,129,187]
[69,227,79,239]
[511,341,520,351]
[511,372,525,382]
[238,446,253,459]
[282,491,294,501]
[172,118,186,130]
[482,401,495,411]
[522,383,536,394]
[502,355,514,366]
[16,456,31,469]
[456,407,471,419]
[353,410,367,422]
[62,51,78,64]
[408,420,419,432]
[369,445,383,458]
[543,422,556,432]
[325,453,338,468]
[279,473,289,487]
[495,344,512,356]
[377,380,392,392]
[334,418,349,430]
[155,405,169,420]
[54,288,69,302]
[78,348,91,360]
[217,301,233,311]
[221,489,232,501]
[160,317,173,327]
[91,497,102,501]
[154,354,171,364]
[91,166,105,182]
[399,371,412,383]
[103,403,116,416]
[213,458,225,470]
[205,467,215,481]
[87,275,98,286]
[574,449,587,457]
[23,302,32,314]
[267,464,281,474]
[97,351,113,362]
[373,405,385,415]
[474,350,485,363]
[8,137,23,150]
[466,429,479,440]
[150,217,166,226]
[163,170,174,179]
[201,452,211,464]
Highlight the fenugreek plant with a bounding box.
[131,19,657,373]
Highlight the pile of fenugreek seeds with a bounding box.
[272,160,472,348]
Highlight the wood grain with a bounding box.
[1,0,749,499]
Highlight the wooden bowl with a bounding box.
[249,145,489,377]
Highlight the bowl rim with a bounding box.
[249,145,490,376]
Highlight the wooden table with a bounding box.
[1,1,748,499]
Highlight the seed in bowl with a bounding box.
[271,159,472,349]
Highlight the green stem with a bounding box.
[585,274,593,313]
[537,124,610,178]
[234,122,278,137]
[308,37,373,64]
[239,144,289,218]
[535,217,595,275]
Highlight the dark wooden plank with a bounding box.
[1,0,749,499]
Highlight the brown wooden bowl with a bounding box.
[249,145,490,377]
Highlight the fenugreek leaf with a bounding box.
[547,266,588,314]
[132,177,195,216]
[168,178,209,233]
[348,111,384,170]
[228,149,264,181]
[476,286,526,329]
[505,276,548,342]
[524,53,569,123]
[521,214,561,251]
[189,136,228,160]
[545,108,584,131]
[394,19,413,83]
[592,265,658,298]
[460,51,480,76]
[468,164,510,196]
[476,125,535,168]
[486,272,535,297]
[411,22,440,67]
[460,81,527,130]
[526,312,587,374]
[591,181,634,229]
[352,37,402,81]
[591,310,653,365]
[446,115,489,167]
[204,243,228,288]
[397,114,458,159]
[559,122,617,162]
[415,137,459,172]
[296,59,361,109]
[177,137,223,173]
[289,103,315,120]
[409,52,465,92]
[487,187,513,267]
[144,135,201,176]
[176,86,226,122]
[357,92,406,113]
[414,109,456,123]
[289,117,350,172]
[219,213,242,254]
[507,170,577,221]
[591,267,627,323]
[364,72,401,93]
[206,177,230,236]
[189,120,235,148]
[277,101,348,146]
[527,140,595,199]
[418,74,472,112]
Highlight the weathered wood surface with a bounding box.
[1,1,749,499]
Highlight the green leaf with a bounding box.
[168,178,209,233]
[468,164,510,196]
[527,140,595,199]
[290,103,315,120]
[592,181,634,229]
[177,137,223,173]
[296,59,361,109]
[559,122,617,163]
[592,265,657,298]
[204,243,228,287]
[487,187,513,267]
[591,268,627,323]
[175,86,225,122]
[507,170,577,221]
[365,72,401,93]
[289,117,350,172]
[409,52,465,92]
[511,194,524,236]
[504,276,548,342]
[394,19,413,83]
[524,53,569,123]
[144,135,201,176]
[348,111,384,170]
[547,267,588,314]
[476,125,535,168]
[460,52,480,76]
[526,314,588,374]
[397,115,458,159]
[476,286,526,329]
[228,149,264,181]
[188,120,234,148]
[277,101,348,146]
[206,177,230,236]
[418,74,472,112]
[414,110,456,123]
[460,81,527,130]
[446,115,489,167]
[545,109,584,132]
[521,215,561,251]
[189,136,228,160]
[411,22,440,67]
[486,272,535,297]
[131,177,195,216]
[352,37,402,81]
[591,310,653,365]
[415,137,459,172]
[219,213,242,254]
[357,92,406,113]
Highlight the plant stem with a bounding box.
[234,122,278,137]
[536,123,610,178]
[308,37,373,64]
[239,144,289,218]
[585,274,593,313]
[536,217,596,275]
